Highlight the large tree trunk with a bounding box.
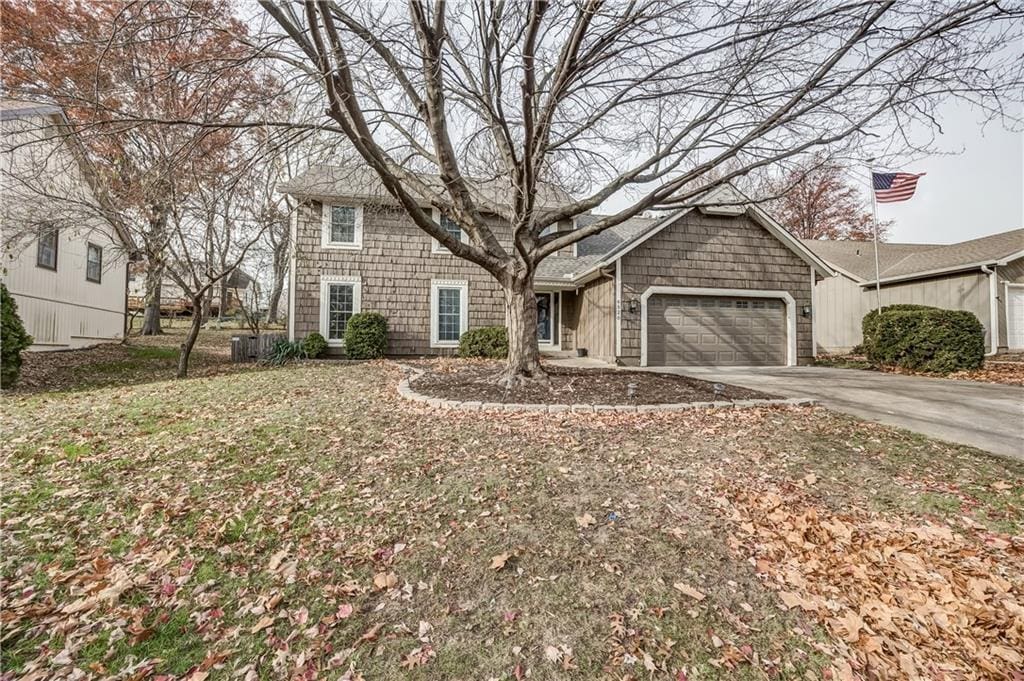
[176,297,204,378]
[268,231,288,323]
[500,273,545,387]
[267,261,286,323]
[140,268,163,335]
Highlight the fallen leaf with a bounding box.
[373,572,398,590]
[336,603,354,619]
[267,548,288,572]
[575,513,597,528]
[673,582,706,601]
[251,615,275,634]
[490,552,513,570]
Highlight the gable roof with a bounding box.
[536,184,836,284]
[279,164,574,212]
[1,98,132,250]
[801,228,1024,285]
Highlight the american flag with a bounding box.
[872,172,925,203]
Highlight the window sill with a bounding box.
[322,242,362,251]
[430,341,460,349]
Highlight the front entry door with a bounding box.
[537,292,559,345]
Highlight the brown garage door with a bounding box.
[646,295,787,366]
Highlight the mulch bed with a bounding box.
[409,361,775,405]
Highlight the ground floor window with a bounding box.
[431,280,468,347]
[319,276,361,346]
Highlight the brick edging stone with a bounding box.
[396,364,816,413]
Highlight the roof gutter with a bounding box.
[859,260,1002,288]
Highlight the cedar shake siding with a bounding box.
[286,174,832,363]
[617,211,815,365]
[293,200,507,356]
[568,276,616,361]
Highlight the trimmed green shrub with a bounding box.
[265,339,307,365]
[303,332,328,358]
[344,312,387,359]
[862,305,984,374]
[459,326,508,359]
[1,283,33,388]
[861,304,932,356]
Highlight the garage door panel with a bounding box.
[647,294,786,366]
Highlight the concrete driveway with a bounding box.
[646,366,1024,461]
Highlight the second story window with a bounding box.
[86,243,103,283]
[36,226,58,270]
[321,204,363,249]
[432,210,466,254]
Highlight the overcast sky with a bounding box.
[596,101,1022,246]
[872,102,1023,245]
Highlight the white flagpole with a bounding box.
[870,170,882,312]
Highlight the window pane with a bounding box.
[330,206,356,243]
[439,215,462,243]
[37,229,57,268]
[328,283,354,340]
[86,244,102,282]
[437,287,462,341]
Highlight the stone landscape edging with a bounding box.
[396,364,816,413]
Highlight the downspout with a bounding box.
[981,265,998,356]
[809,265,817,358]
[614,258,622,360]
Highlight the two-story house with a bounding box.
[280,165,834,367]
[1,99,129,350]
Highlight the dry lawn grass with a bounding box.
[2,359,1021,680]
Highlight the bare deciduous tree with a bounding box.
[254,0,1022,385]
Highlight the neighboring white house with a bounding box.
[803,229,1024,355]
[1,99,129,350]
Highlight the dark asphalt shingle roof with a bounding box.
[535,214,663,281]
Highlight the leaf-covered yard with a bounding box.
[2,355,1022,679]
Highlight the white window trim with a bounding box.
[321,203,364,250]
[320,275,362,347]
[431,208,467,254]
[639,286,797,367]
[430,279,469,348]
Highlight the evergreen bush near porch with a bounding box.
[862,305,984,374]
[344,312,387,359]
[459,326,509,359]
[1,283,33,388]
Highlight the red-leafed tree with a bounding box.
[1,0,279,336]
[763,158,893,241]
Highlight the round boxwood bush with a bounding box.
[862,305,984,374]
[458,326,508,359]
[303,332,328,358]
[344,312,387,359]
[1,283,33,388]
[861,303,932,356]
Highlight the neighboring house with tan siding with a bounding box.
[803,229,1024,354]
[1,99,129,351]
[281,166,835,366]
